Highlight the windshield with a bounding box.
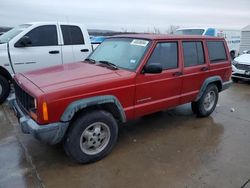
[0,24,32,44]
[88,38,150,71]
[176,29,205,35]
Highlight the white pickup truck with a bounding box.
[0,22,92,103]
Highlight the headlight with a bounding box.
[232,60,239,66]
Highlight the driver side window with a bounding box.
[24,25,58,47]
[147,42,178,70]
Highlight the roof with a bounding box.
[242,25,250,31]
[26,21,86,27]
[110,34,223,40]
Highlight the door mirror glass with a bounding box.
[143,63,162,74]
[15,36,32,47]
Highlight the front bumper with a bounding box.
[8,95,69,145]
[232,65,250,80]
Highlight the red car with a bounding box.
[9,34,232,163]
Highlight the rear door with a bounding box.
[206,40,231,81]
[60,25,91,63]
[135,41,183,117]
[10,25,62,73]
[180,40,210,104]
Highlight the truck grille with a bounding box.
[235,64,250,71]
[14,82,35,113]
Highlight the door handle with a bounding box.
[49,50,60,54]
[81,49,89,52]
[201,67,209,71]
[173,72,183,76]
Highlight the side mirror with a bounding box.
[15,36,32,47]
[143,63,163,74]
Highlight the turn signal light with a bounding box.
[42,102,49,121]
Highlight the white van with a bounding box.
[0,22,92,103]
[176,27,241,58]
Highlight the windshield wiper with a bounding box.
[85,58,96,64]
[99,60,119,70]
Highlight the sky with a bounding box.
[1,0,250,32]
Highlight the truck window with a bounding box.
[183,42,205,67]
[0,24,31,44]
[88,38,149,71]
[207,41,227,63]
[25,25,58,46]
[147,42,178,70]
[61,25,85,45]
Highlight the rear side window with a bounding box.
[183,42,205,67]
[147,42,178,70]
[61,25,85,45]
[207,41,227,63]
[25,25,58,46]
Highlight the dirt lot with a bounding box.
[0,82,250,188]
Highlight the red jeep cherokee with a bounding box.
[9,34,232,163]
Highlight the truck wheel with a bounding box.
[64,110,118,164]
[195,84,218,117]
[0,75,10,104]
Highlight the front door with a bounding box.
[10,25,62,73]
[135,41,183,117]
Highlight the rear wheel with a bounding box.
[0,75,10,104]
[192,84,219,117]
[63,110,118,164]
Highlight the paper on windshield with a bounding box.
[131,39,149,47]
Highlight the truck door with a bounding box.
[60,25,91,63]
[9,25,62,73]
[135,41,183,117]
[180,41,210,104]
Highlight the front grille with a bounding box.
[14,82,35,113]
[235,63,250,71]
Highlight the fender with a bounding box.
[195,76,222,102]
[61,95,126,123]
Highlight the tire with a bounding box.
[195,84,219,117]
[232,77,239,83]
[63,110,118,164]
[0,75,10,104]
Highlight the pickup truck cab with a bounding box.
[9,34,232,164]
[0,22,92,103]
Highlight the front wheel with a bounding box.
[63,110,118,164]
[0,75,10,104]
[192,84,219,117]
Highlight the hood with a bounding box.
[21,62,127,92]
[235,54,250,65]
